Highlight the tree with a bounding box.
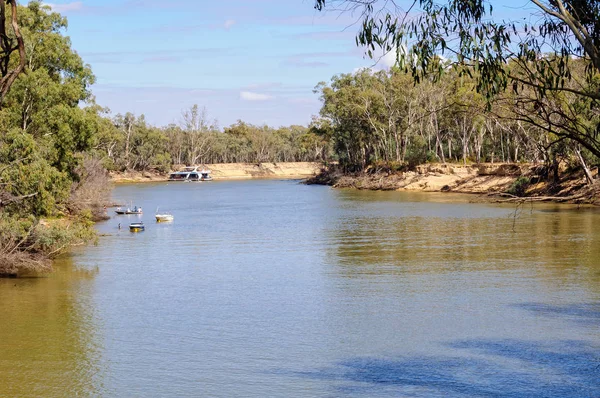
[314,0,600,161]
[180,104,215,165]
[0,2,102,273]
[113,112,136,169]
[0,0,25,106]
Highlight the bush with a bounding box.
[68,155,112,218]
[31,211,97,257]
[369,161,406,174]
[508,176,530,196]
[405,136,428,168]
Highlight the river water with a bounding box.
[1,180,599,397]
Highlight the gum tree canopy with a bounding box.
[314,0,600,159]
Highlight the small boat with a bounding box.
[115,203,143,215]
[129,222,145,232]
[155,214,174,222]
[125,206,143,214]
[155,208,174,222]
[200,170,213,181]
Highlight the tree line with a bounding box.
[0,2,329,273]
[96,107,329,173]
[312,63,598,179]
[312,0,600,181]
[2,0,600,273]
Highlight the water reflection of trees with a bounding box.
[327,205,600,287]
[0,256,102,397]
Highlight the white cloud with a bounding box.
[380,49,398,69]
[288,97,319,105]
[45,1,84,12]
[354,45,404,72]
[240,91,273,101]
[224,19,236,29]
[244,82,282,90]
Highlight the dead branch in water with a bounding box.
[492,188,598,204]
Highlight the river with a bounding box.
[1,180,599,397]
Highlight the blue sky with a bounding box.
[43,0,526,128]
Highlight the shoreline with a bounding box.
[109,162,324,183]
[109,161,599,204]
[306,163,600,205]
[7,161,595,277]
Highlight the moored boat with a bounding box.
[155,214,174,222]
[169,166,212,182]
[155,208,174,222]
[129,222,145,232]
[115,205,143,215]
[126,206,143,214]
[200,170,213,181]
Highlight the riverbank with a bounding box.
[0,215,98,277]
[110,162,323,183]
[306,163,600,204]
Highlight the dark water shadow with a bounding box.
[515,303,600,326]
[536,207,600,214]
[284,339,600,397]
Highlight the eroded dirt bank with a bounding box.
[307,163,600,204]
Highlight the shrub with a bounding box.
[508,176,530,196]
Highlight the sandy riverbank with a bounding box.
[307,163,599,204]
[309,163,525,192]
[110,162,324,183]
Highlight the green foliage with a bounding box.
[97,111,330,171]
[508,176,531,197]
[31,211,96,257]
[0,3,104,272]
[404,136,428,168]
[0,130,70,216]
[314,0,600,161]
[0,212,36,248]
[311,65,600,172]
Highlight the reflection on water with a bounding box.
[0,181,599,397]
[329,190,600,282]
[295,339,598,397]
[0,258,101,397]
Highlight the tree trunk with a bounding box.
[576,148,594,185]
[0,0,26,107]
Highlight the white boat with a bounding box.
[155,214,174,222]
[168,166,212,182]
[126,206,143,214]
[115,204,143,215]
[155,208,174,222]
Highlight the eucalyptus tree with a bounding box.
[181,104,215,165]
[0,1,96,177]
[313,0,600,162]
[113,112,136,169]
[315,71,378,170]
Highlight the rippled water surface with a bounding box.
[1,180,599,397]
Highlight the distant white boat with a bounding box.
[168,166,212,182]
[155,208,174,222]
